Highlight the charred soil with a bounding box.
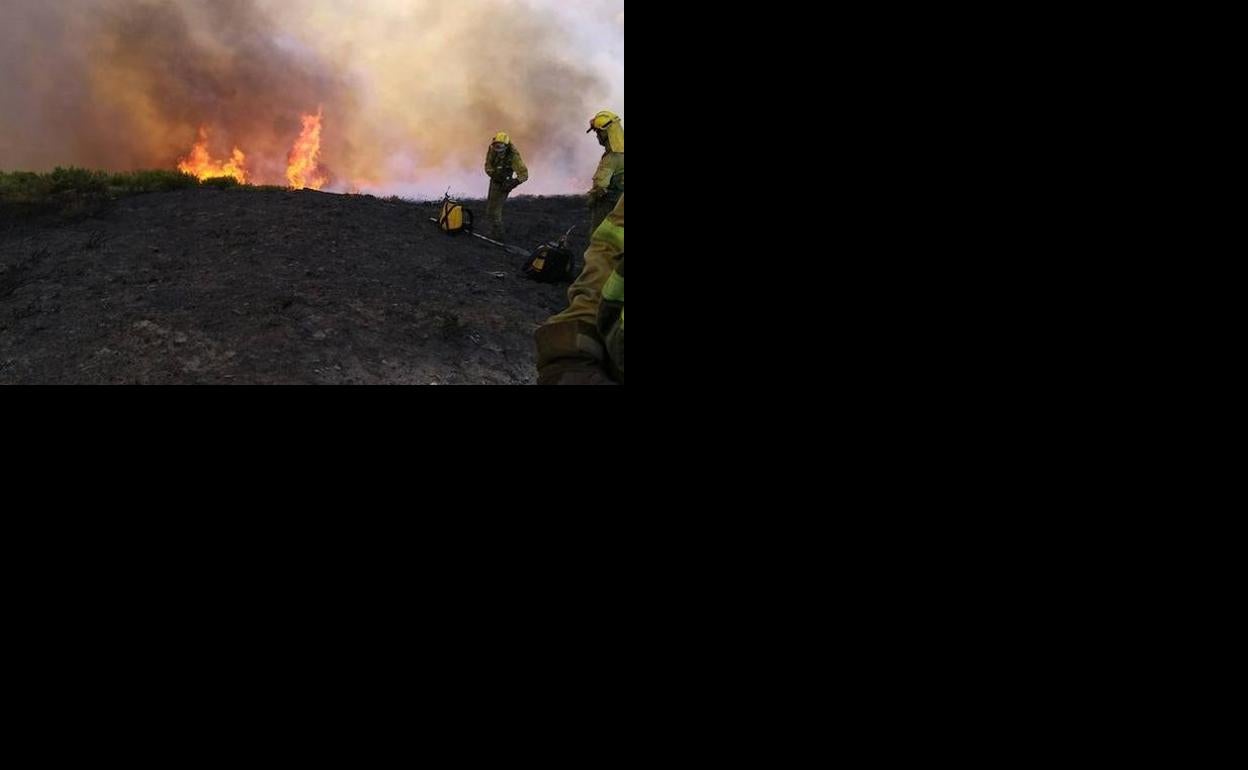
[0,188,589,384]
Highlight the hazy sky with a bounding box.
[0,0,625,197]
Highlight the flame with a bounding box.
[178,127,248,183]
[287,108,328,190]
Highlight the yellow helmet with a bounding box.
[587,111,624,153]
[493,131,511,146]
[587,111,618,133]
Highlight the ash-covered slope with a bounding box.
[0,188,589,384]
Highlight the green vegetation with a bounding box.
[0,167,253,220]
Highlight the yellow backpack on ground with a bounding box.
[438,194,474,235]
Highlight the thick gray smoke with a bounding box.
[0,0,623,195]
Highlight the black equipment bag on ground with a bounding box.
[522,226,577,283]
[522,242,576,283]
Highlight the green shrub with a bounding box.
[106,170,199,193]
[47,167,109,196]
[1,167,257,220]
[200,176,241,189]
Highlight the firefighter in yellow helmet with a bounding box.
[484,132,529,241]
[586,111,624,235]
[534,194,624,385]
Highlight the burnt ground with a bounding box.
[0,188,591,384]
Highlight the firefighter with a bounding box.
[484,132,529,241]
[586,111,624,234]
[534,195,624,385]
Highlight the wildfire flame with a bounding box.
[178,128,248,183]
[287,108,328,190]
[176,110,327,189]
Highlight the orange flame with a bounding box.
[178,128,248,184]
[287,109,328,190]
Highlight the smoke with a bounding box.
[0,0,624,196]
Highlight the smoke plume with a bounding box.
[0,0,624,196]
